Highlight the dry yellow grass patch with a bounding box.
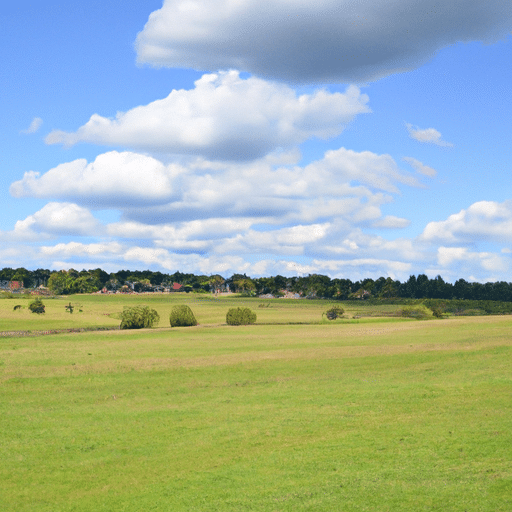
[2,316,510,380]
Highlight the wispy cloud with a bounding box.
[21,117,43,134]
[405,123,453,147]
[402,156,437,177]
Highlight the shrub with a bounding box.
[324,306,345,320]
[431,305,444,318]
[28,298,45,314]
[226,307,257,326]
[120,305,160,329]
[399,304,433,320]
[169,305,198,327]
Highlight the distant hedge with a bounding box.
[423,299,512,316]
[169,305,197,327]
[226,307,256,326]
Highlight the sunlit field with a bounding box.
[1,293,511,511]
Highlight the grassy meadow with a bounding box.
[1,293,511,510]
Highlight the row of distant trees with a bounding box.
[1,267,512,302]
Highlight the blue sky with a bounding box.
[2,1,512,282]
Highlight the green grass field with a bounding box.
[1,294,511,510]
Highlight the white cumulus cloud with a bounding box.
[10,151,179,206]
[14,203,102,238]
[420,200,512,245]
[45,71,370,160]
[122,147,420,225]
[12,147,418,227]
[436,246,509,279]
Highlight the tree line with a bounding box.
[2,267,512,302]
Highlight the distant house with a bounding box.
[171,282,183,292]
[31,286,50,296]
[9,281,22,291]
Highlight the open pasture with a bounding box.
[0,293,344,332]
[1,295,511,511]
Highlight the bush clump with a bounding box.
[169,305,198,327]
[430,305,444,318]
[399,304,433,320]
[324,306,345,320]
[120,305,160,329]
[28,298,45,314]
[226,307,257,326]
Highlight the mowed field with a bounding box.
[1,294,511,511]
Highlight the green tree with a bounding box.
[428,275,452,299]
[105,278,120,291]
[71,273,101,294]
[32,268,51,287]
[47,271,73,295]
[208,275,225,293]
[379,277,399,298]
[89,268,109,287]
[12,268,33,288]
[331,278,352,300]
[233,278,256,294]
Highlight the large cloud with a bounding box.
[420,201,512,245]
[4,202,510,282]
[10,151,179,207]
[435,246,510,282]
[45,71,370,160]
[11,147,419,225]
[119,147,420,225]
[14,203,102,238]
[135,0,512,83]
